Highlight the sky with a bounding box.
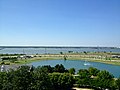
[0,0,120,47]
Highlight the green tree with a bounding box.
[0,72,8,90]
[68,51,73,53]
[76,69,91,87]
[68,68,75,74]
[41,65,54,73]
[58,73,74,89]
[49,73,74,90]
[64,55,67,60]
[54,64,66,73]
[9,57,18,63]
[96,70,115,89]
[49,73,60,89]
[0,66,33,90]
[60,52,63,55]
[97,70,113,79]
[31,66,52,90]
[12,66,33,90]
[83,51,87,54]
[88,67,100,76]
[116,77,120,89]
[77,69,91,79]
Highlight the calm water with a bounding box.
[0,47,120,54]
[29,60,120,78]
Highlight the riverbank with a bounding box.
[0,54,120,66]
[19,54,120,65]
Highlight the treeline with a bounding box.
[0,57,18,64]
[0,54,25,56]
[0,64,120,90]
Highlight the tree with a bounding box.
[58,73,74,89]
[68,68,75,74]
[116,77,120,89]
[60,52,63,55]
[83,51,87,54]
[95,70,115,89]
[31,66,52,90]
[97,70,114,79]
[49,73,60,89]
[0,66,33,90]
[77,69,91,79]
[41,65,54,73]
[76,69,91,87]
[88,67,100,76]
[54,64,66,73]
[11,66,33,90]
[0,72,8,89]
[64,55,67,60]
[9,57,18,63]
[49,73,74,90]
[0,64,118,90]
[68,51,73,53]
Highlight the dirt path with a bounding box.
[72,87,94,90]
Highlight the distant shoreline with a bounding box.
[1,54,120,66]
[0,46,118,49]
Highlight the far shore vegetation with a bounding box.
[0,51,120,65]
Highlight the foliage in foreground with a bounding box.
[0,64,120,90]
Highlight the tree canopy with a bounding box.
[0,64,120,90]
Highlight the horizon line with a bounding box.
[0,45,118,48]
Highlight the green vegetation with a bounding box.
[116,77,120,89]
[49,73,74,90]
[0,51,120,66]
[0,64,120,90]
[68,68,75,74]
[0,54,25,56]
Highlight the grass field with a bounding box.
[0,52,120,65]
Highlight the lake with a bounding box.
[0,47,120,54]
[29,60,120,78]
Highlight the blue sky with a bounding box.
[0,0,120,47]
